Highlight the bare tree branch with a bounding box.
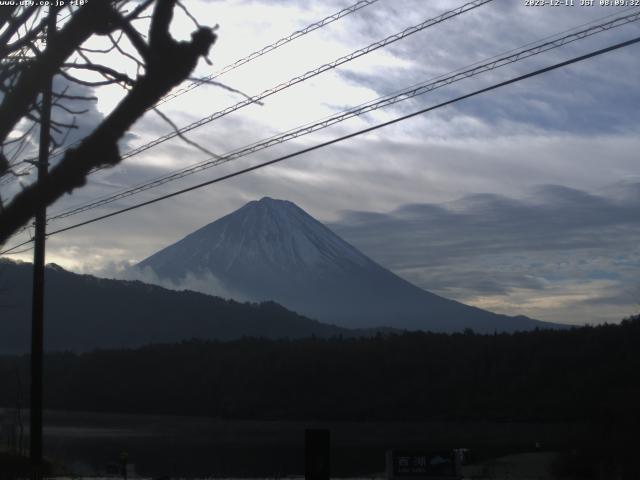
[152,107,221,159]
[0,6,39,57]
[50,116,77,151]
[0,5,19,31]
[0,1,121,144]
[0,0,217,243]
[52,102,89,116]
[0,12,48,58]
[116,21,150,63]
[124,0,156,21]
[108,29,146,68]
[177,0,202,29]
[188,76,264,105]
[52,91,98,102]
[58,69,123,88]
[62,62,137,86]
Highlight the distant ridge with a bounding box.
[0,259,350,354]
[136,197,562,333]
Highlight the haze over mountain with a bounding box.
[135,197,560,332]
[0,259,348,354]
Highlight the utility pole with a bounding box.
[30,7,56,479]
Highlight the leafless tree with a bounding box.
[0,0,217,245]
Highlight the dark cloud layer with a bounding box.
[3,1,640,326]
[330,182,640,322]
[338,1,640,136]
[332,182,640,266]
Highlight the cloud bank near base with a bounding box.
[102,263,248,303]
[330,181,640,325]
[4,1,640,327]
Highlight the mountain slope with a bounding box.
[0,259,349,354]
[136,197,559,332]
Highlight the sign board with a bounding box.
[386,450,461,480]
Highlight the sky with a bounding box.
[2,0,640,326]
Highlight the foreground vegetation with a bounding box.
[1,316,638,422]
[1,317,638,477]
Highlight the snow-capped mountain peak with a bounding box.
[138,197,372,279]
[135,198,557,333]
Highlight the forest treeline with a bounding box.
[0,259,349,354]
[0,316,639,423]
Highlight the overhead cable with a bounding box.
[0,34,630,252]
[47,9,640,222]
[155,0,380,107]
[1,0,379,183]
[113,0,496,162]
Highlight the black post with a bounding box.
[305,429,330,480]
[30,7,55,479]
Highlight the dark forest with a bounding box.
[1,316,638,423]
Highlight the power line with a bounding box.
[1,245,34,255]
[155,0,379,107]
[0,0,379,184]
[22,0,491,200]
[46,10,640,222]
[51,7,640,218]
[0,237,33,255]
[0,34,630,249]
[104,0,496,164]
[2,35,639,253]
[0,230,34,255]
[3,0,495,186]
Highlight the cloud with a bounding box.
[331,182,640,264]
[336,0,640,137]
[578,283,640,308]
[465,279,638,326]
[2,77,109,201]
[329,181,640,324]
[3,0,640,327]
[115,264,247,302]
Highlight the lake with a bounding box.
[0,408,593,477]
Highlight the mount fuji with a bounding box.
[135,197,559,332]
